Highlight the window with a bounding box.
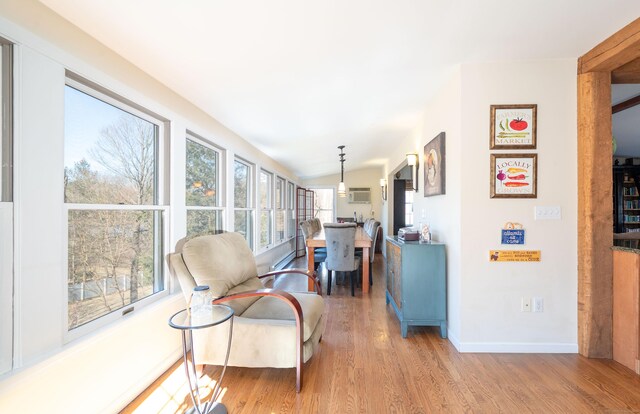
[259,169,273,249]
[186,136,224,238]
[0,38,12,375]
[0,39,11,203]
[64,77,167,335]
[233,158,254,249]
[275,176,286,243]
[312,188,334,224]
[287,181,295,239]
[405,190,414,226]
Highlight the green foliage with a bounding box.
[186,139,217,207]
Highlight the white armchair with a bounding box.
[167,232,325,392]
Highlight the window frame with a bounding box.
[258,168,274,251]
[286,181,295,240]
[0,38,12,375]
[1,39,12,202]
[233,156,255,250]
[275,175,286,244]
[63,76,169,342]
[185,132,225,238]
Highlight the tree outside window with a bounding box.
[234,158,254,249]
[185,137,223,238]
[259,169,273,249]
[64,82,165,331]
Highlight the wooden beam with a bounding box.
[579,17,640,74]
[612,93,640,113]
[577,71,613,358]
[612,57,640,83]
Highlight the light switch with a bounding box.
[534,206,561,220]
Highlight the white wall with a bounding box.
[385,60,578,353]
[302,166,384,222]
[0,1,300,412]
[457,59,578,352]
[0,203,11,374]
[383,67,463,345]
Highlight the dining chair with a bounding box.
[355,220,380,286]
[323,222,360,296]
[300,220,326,270]
[367,221,381,285]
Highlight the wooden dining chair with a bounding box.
[323,223,360,296]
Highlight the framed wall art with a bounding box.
[423,131,445,197]
[490,153,537,198]
[490,104,537,150]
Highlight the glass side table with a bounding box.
[168,305,234,414]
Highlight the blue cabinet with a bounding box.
[385,237,447,338]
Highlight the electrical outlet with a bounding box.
[521,297,531,312]
[533,297,544,312]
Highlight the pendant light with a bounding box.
[338,145,346,197]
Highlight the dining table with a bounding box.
[305,226,373,293]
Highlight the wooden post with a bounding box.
[577,71,613,358]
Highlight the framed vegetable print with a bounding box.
[490,104,537,149]
[490,153,537,198]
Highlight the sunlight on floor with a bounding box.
[128,362,225,414]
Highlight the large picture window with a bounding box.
[64,78,166,334]
[259,169,273,249]
[186,136,224,238]
[234,158,254,249]
[312,188,335,224]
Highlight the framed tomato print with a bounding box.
[490,153,537,198]
[490,104,537,150]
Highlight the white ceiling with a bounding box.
[39,0,640,178]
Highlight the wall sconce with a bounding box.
[380,178,387,201]
[406,153,419,192]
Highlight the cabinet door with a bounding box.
[386,241,394,295]
[388,242,402,309]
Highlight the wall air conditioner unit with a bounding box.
[348,187,371,204]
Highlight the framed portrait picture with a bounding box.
[490,153,537,198]
[490,104,537,150]
[423,132,445,197]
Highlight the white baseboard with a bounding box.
[447,329,462,351]
[445,329,577,353]
[454,341,578,353]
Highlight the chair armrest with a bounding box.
[259,269,322,295]
[212,288,305,392]
[213,288,302,317]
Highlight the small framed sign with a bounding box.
[489,250,541,262]
[490,104,537,150]
[490,153,537,199]
[502,229,525,245]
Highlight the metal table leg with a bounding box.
[181,317,234,414]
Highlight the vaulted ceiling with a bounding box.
[40,0,640,178]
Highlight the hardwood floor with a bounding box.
[123,256,640,413]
